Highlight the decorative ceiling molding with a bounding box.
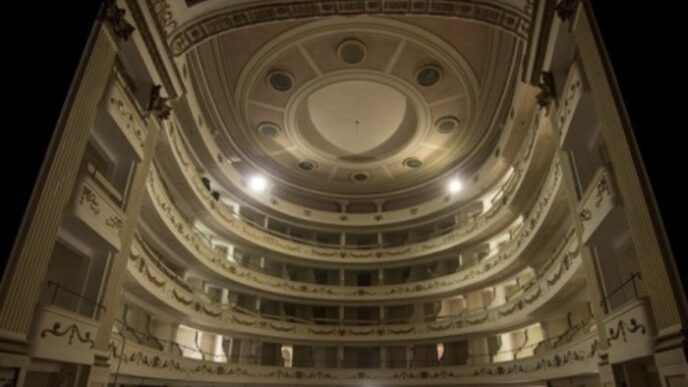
[159,0,534,57]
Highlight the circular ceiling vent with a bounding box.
[350,171,370,182]
[416,64,443,87]
[337,39,366,64]
[403,157,423,169]
[435,116,460,134]
[268,71,293,91]
[297,160,317,172]
[258,122,281,137]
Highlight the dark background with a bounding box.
[1,2,685,289]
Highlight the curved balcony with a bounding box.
[124,224,583,344]
[108,329,599,385]
[155,106,547,246]
[140,155,565,306]
[146,128,560,265]
[175,80,543,228]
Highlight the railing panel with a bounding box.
[603,297,655,364]
[577,165,618,243]
[29,304,100,365]
[72,175,126,250]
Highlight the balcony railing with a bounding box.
[108,331,599,383]
[146,152,563,275]
[163,108,540,229]
[111,318,595,369]
[160,117,543,256]
[599,271,643,313]
[44,280,106,320]
[127,226,582,343]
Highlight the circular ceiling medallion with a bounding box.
[403,157,423,169]
[337,39,367,64]
[267,71,293,91]
[258,122,281,137]
[416,64,443,87]
[436,116,460,134]
[350,172,370,182]
[297,160,317,172]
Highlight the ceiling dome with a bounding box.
[191,16,517,199]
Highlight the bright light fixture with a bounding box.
[448,179,463,193]
[249,175,268,192]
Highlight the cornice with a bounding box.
[160,0,533,58]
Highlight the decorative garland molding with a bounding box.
[141,153,564,303]
[108,333,598,384]
[126,216,581,343]
[40,322,95,349]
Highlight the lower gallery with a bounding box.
[1,0,686,386]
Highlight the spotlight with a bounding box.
[448,179,463,193]
[249,175,268,192]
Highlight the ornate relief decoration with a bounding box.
[41,322,95,349]
[105,215,124,236]
[127,204,579,342]
[102,0,135,41]
[108,334,599,382]
[147,85,172,120]
[149,0,177,36]
[578,208,591,221]
[535,71,557,109]
[593,173,611,208]
[555,0,580,21]
[127,0,183,99]
[557,65,582,135]
[577,167,617,239]
[109,93,146,150]
[163,0,532,57]
[80,186,100,215]
[606,318,647,346]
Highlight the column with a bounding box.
[575,0,686,335]
[0,25,119,385]
[86,95,162,384]
[337,346,344,368]
[573,3,687,384]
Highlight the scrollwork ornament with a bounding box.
[102,0,135,41]
[41,322,95,348]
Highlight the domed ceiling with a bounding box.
[154,0,531,200]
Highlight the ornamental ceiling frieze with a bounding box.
[146,0,535,57]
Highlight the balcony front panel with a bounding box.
[28,304,100,365]
[125,223,582,344]
[577,166,618,243]
[141,157,565,304]
[108,333,598,385]
[556,61,585,145]
[72,175,126,251]
[603,298,655,364]
[104,75,147,160]
[149,128,561,264]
